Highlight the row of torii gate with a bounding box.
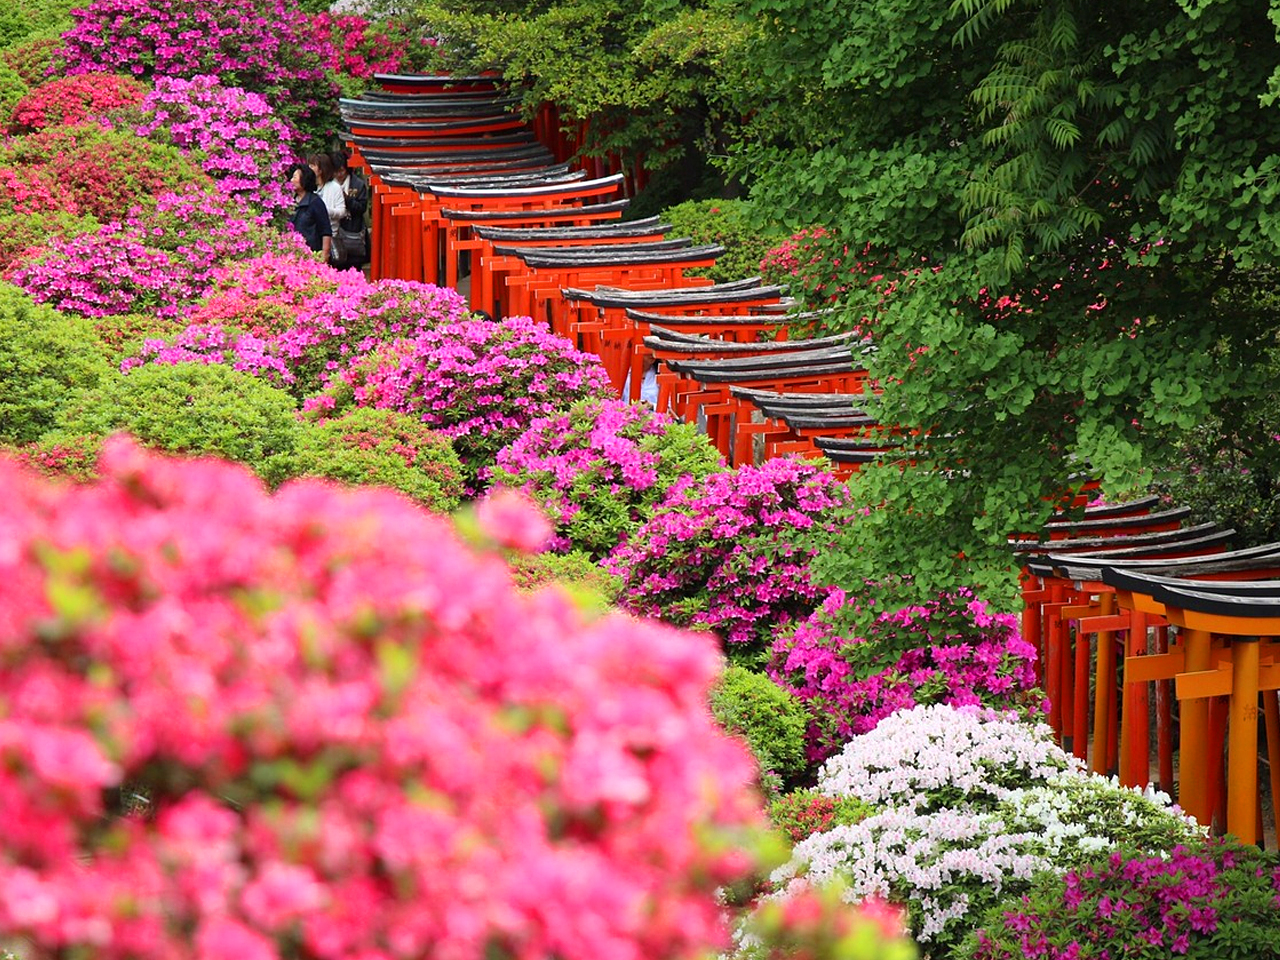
[345,74,1280,850]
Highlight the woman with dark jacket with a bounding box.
[286,163,332,260]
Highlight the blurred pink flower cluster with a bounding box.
[0,438,767,959]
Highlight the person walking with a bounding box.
[286,163,332,261]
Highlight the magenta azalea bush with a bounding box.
[6,228,195,318]
[8,73,148,133]
[0,438,769,959]
[58,0,338,140]
[770,584,1041,760]
[127,323,291,383]
[604,458,853,655]
[134,75,296,216]
[274,278,472,397]
[491,398,725,557]
[309,315,614,491]
[6,186,293,320]
[964,841,1280,960]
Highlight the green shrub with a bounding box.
[54,362,300,475]
[0,60,27,126]
[658,198,781,284]
[1,30,67,84]
[268,407,465,512]
[506,550,624,617]
[0,0,75,51]
[710,665,810,788]
[0,283,112,444]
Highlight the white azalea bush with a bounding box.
[765,705,1205,958]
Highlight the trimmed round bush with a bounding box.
[0,283,112,444]
[770,580,1042,761]
[492,397,726,558]
[710,665,810,787]
[270,407,465,512]
[507,549,624,603]
[54,362,300,473]
[659,199,780,284]
[604,458,853,656]
[0,437,770,958]
[8,72,147,132]
[310,315,614,492]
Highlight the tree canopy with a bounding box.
[414,0,1280,598]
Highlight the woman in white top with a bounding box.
[307,153,346,263]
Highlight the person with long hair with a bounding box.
[307,152,346,263]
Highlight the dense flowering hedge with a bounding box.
[604,458,853,653]
[186,252,341,337]
[8,73,148,133]
[964,841,1280,959]
[0,124,208,223]
[311,315,614,490]
[58,0,338,140]
[7,228,195,319]
[134,75,295,216]
[492,398,725,557]
[136,272,472,397]
[0,438,771,959]
[771,584,1040,760]
[770,705,1204,956]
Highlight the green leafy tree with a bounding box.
[414,0,762,202]
[729,0,1280,600]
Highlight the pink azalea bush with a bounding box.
[136,272,472,397]
[186,252,340,337]
[127,323,292,383]
[0,438,771,959]
[8,73,148,133]
[309,315,614,491]
[57,0,338,140]
[770,583,1041,761]
[273,277,472,397]
[604,458,853,654]
[134,76,296,216]
[491,397,726,557]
